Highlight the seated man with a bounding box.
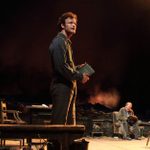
[118,102,141,140]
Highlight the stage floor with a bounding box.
[2,136,150,150]
[86,136,149,150]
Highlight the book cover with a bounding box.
[78,63,95,76]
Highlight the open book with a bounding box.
[78,63,95,76]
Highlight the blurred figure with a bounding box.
[49,12,89,125]
[118,102,141,140]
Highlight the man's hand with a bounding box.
[81,73,89,84]
[79,63,85,68]
[77,63,86,69]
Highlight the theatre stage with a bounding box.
[4,136,149,150]
[86,136,149,150]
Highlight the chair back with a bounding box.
[0,98,21,124]
[0,99,8,123]
[113,111,120,122]
[112,111,122,134]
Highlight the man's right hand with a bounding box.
[81,73,89,84]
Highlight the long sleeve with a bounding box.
[118,107,128,121]
[49,35,83,82]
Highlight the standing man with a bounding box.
[118,102,141,140]
[49,12,89,125]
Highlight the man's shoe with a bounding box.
[123,137,132,140]
[134,137,142,140]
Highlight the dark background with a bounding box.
[0,0,150,119]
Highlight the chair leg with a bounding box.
[20,139,25,148]
[0,139,6,146]
[3,139,5,146]
[20,140,21,149]
[23,139,25,146]
[139,126,144,137]
[146,135,150,146]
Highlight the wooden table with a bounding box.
[0,124,85,150]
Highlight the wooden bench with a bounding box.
[0,124,85,150]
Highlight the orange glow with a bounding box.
[88,87,120,109]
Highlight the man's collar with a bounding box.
[57,32,72,44]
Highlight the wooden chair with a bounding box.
[0,98,26,148]
[112,111,124,137]
[0,99,26,124]
[112,111,122,135]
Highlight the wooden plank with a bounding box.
[0,124,85,129]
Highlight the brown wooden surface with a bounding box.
[0,124,85,150]
[0,124,85,130]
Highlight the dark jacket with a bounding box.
[49,32,83,87]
